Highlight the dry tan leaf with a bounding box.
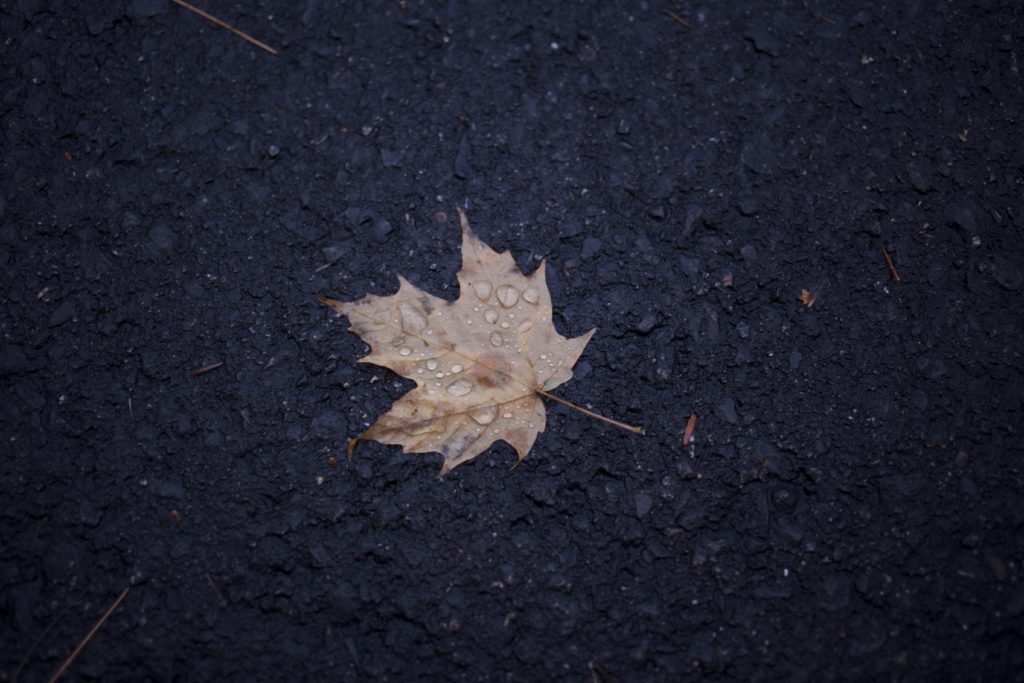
[320,209,626,475]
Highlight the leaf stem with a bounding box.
[536,389,645,435]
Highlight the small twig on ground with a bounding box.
[589,660,612,682]
[663,8,692,29]
[190,361,224,377]
[206,573,227,607]
[171,0,278,55]
[13,600,76,683]
[683,412,697,445]
[47,586,130,683]
[882,246,902,282]
[798,288,820,308]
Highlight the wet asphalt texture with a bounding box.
[2,0,1023,680]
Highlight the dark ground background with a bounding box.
[2,0,1023,680]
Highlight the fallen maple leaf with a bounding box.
[320,208,641,474]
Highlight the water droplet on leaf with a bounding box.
[469,404,498,425]
[406,420,436,435]
[473,281,492,301]
[399,303,427,333]
[497,285,519,307]
[446,378,474,397]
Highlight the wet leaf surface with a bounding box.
[321,210,593,474]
